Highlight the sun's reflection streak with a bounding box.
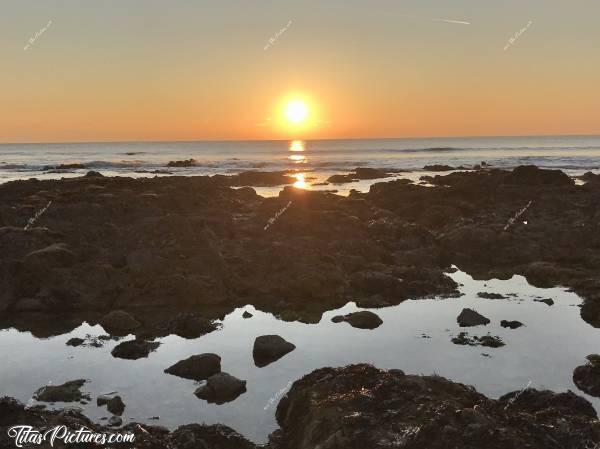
[293,173,308,189]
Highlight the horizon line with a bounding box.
[2,132,600,146]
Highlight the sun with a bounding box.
[285,100,309,124]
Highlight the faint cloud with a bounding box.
[399,14,470,26]
[504,20,533,51]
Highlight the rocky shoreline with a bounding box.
[2,364,599,449]
[1,166,600,446]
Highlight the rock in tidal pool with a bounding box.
[331,311,383,329]
[164,354,222,380]
[194,373,247,404]
[33,380,89,403]
[111,339,160,360]
[106,396,125,416]
[457,308,490,327]
[501,320,524,329]
[253,335,296,367]
[242,311,253,319]
[107,415,122,427]
[66,337,84,347]
[100,310,141,333]
[477,292,507,299]
[573,355,600,397]
[534,297,554,306]
[452,332,505,348]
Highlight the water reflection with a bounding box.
[293,173,307,189]
[289,140,305,152]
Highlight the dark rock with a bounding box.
[96,394,113,406]
[107,396,125,416]
[194,373,247,404]
[331,311,383,329]
[452,332,505,348]
[477,292,507,299]
[573,355,600,397]
[165,353,222,380]
[534,297,554,306]
[253,335,296,367]
[327,174,357,184]
[33,380,89,402]
[242,311,253,319]
[424,164,455,171]
[501,320,524,329]
[457,308,490,327]
[273,364,597,449]
[107,415,122,427]
[223,171,296,187]
[111,339,160,360]
[167,159,196,167]
[66,337,84,347]
[84,171,104,178]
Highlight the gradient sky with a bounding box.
[1,0,599,143]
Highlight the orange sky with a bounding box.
[1,0,599,143]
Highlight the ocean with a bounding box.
[1,135,599,195]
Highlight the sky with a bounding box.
[1,0,599,143]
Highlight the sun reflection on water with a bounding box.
[293,173,308,189]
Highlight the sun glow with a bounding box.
[285,100,309,124]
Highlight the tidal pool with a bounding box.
[1,269,599,444]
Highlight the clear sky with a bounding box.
[1,0,599,143]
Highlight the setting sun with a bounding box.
[285,100,309,124]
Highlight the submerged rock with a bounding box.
[452,332,505,348]
[66,337,84,347]
[33,380,89,403]
[253,335,296,367]
[111,339,160,360]
[457,308,490,327]
[167,159,196,167]
[107,415,122,427]
[106,396,125,416]
[331,311,383,329]
[424,164,455,171]
[194,373,247,404]
[477,292,507,300]
[165,353,222,380]
[534,298,554,306]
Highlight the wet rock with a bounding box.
[424,164,455,171]
[242,311,253,319]
[107,415,122,427]
[167,159,196,167]
[273,364,598,449]
[501,320,524,329]
[457,308,490,327]
[534,297,554,306]
[100,310,141,333]
[165,353,222,380]
[163,313,221,339]
[224,171,296,187]
[253,335,296,367]
[573,355,600,397]
[43,163,86,170]
[25,243,76,267]
[194,373,247,404]
[327,174,357,183]
[452,332,505,348]
[33,380,89,402]
[84,171,104,178]
[107,396,125,416]
[111,339,160,360]
[477,292,507,299]
[66,337,84,347]
[96,394,113,406]
[331,311,383,329]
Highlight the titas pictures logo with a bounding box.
[7,425,135,447]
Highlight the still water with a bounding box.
[1,269,599,444]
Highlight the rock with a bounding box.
[164,354,222,380]
[169,424,257,449]
[501,320,524,329]
[106,396,125,416]
[167,159,196,167]
[452,332,505,348]
[100,310,141,332]
[534,298,554,306]
[253,335,296,367]
[164,313,221,339]
[327,174,357,184]
[331,311,383,329]
[107,415,122,427]
[194,373,247,405]
[477,292,506,300]
[242,311,253,319]
[111,339,160,360]
[66,337,85,347]
[273,364,597,449]
[33,380,89,402]
[223,171,296,187]
[424,164,455,171]
[96,394,113,406]
[84,171,104,178]
[353,168,391,179]
[573,355,600,397]
[43,163,86,170]
[457,308,490,327]
[25,243,76,267]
